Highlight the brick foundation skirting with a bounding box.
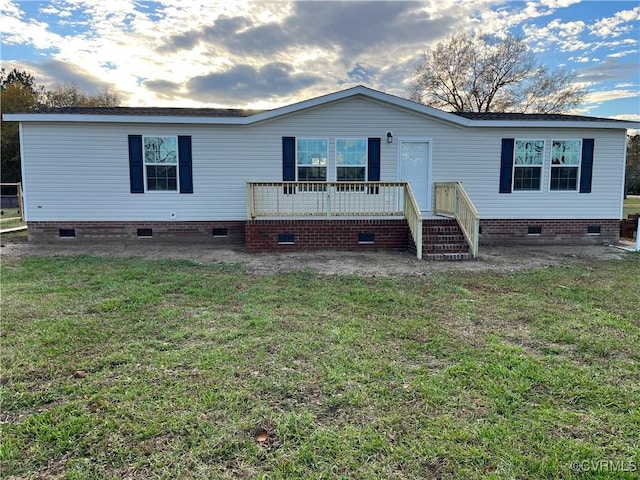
[27,221,246,245]
[479,219,620,245]
[245,219,409,253]
[621,214,639,239]
[26,218,621,250]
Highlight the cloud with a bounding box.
[0,2,64,51]
[569,56,592,63]
[284,1,455,59]
[615,83,637,89]
[583,89,639,105]
[1,0,637,116]
[345,64,379,84]
[4,59,115,94]
[184,62,322,103]
[40,3,74,18]
[158,2,466,64]
[142,79,182,99]
[610,113,640,122]
[589,6,640,38]
[0,0,23,17]
[478,0,555,35]
[577,57,640,84]
[150,1,475,104]
[522,19,588,53]
[157,14,279,56]
[607,49,638,58]
[540,0,581,7]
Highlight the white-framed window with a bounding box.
[550,140,581,191]
[513,139,544,191]
[336,139,367,182]
[296,138,327,181]
[143,136,178,191]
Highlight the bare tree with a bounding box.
[410,32,586,113]
[44,82,121,108]
[515,66,586,114]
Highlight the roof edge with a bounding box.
[3,85,638,129]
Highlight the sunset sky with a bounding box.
[1,0,638,120]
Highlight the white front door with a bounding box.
[399,140,431,211]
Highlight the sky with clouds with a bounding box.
[1,0,639,121]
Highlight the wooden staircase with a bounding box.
[422,218,473,261]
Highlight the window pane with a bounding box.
[146,165,177,191]
[514,166,541,190]
[550,166,578,190]
[298,166,326,181]
[337,166,365,181]
[336,139,366,166]
[552,140,581,165]
[514,140,544,165]
[297,139,327,166]
[144,137,177,164]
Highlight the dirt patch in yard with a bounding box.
[0,233,635,276]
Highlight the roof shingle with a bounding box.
[453,111,626,123]
[34,106,268,117]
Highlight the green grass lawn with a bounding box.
[624,196,640,218]
[1,255,639,479]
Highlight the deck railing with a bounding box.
[434,182,480,258]
[247,181,424,258]
[247,182,409,218]
[0,182,24,221]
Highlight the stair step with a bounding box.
[424,243,470,253]
[423,234,467,243]
[423,227,463,234]
[424,252,474,261]
[419,217,474,261]
[422,219,457,224]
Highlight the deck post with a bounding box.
[472,217,480,257]
[247,182,255,219]
[454,182,460,217]
[17,182,24,221]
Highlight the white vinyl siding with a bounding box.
[19,96,627,222]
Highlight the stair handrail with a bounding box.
[434,182,479,258]
[403,183,423,259]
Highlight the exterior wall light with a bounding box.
[386,131,393,143]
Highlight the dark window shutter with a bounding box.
[282,137,295,181]
[178,136,193,193]
[282,137,296,194]
[580,138,594,193]
[128,135,144,193]
[367,138,381,181]
[499,138,515,193]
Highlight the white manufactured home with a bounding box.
[4,86,637,259]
